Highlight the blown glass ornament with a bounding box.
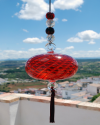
[25,0,78,123]
[25,51,78,81]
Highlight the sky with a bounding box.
[0,0,100,60]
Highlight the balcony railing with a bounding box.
[0,93,100,125]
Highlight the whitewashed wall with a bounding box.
[87,85,97,95]
[62,89,68,99]
[0,102,10,125]
[0,99,100,125]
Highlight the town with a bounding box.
[0,76,100,103]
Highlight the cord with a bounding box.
[49,0,51,12]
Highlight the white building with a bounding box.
[58,81,69,88]
[0,78,6,84]
[87,84,100,95]
[77,78,93,83]
[72,83,82,90]
[92,76,100,81]
[92,81,100,84]
[61,89,69,99]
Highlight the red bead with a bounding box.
[46,12,55,20]
[46,27,54,35]
[25,52,78,81]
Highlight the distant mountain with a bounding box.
[0,57,100,61]
[0,58,28,61]
[76,57,100,59]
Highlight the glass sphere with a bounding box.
[46,27,54,35]
[47,81,58,90]
[47,35,55,42]
[46,43,56,51]
[25,53,78,81]
[46,20,55,27]
[46,12,55,20]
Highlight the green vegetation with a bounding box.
[0,84,10,92]
[0,61,33,79]
[67,59,100,82]
[0,81,47,91]
[91,93,100,102]
[1,59,100,81]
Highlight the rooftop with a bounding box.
[90,84,100,87]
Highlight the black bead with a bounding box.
[46,27,55,35]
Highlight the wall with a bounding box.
[0,102,10,125]
[62,89,68,99]
[18,100,100,125]
[0,93,100,125]
[87,85,97,95]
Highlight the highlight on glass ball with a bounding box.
[46,12,55,20]
[46,27,54,35]
[47,35,55,42]
[46,20,55,27]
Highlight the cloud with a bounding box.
[54,18,58,22]
[60,46,74,54]
[0,48,46,60]
[62,19,68,22]
[56,47,100,58]
[54,0,84,11]
[15,0,55,20]
[16,3,20,6]
[59,48,100,58]
[23,29,29,32]
[77,30,100,41]
[15,0,84,20]
[71,50,100,58]
[56,48,62,50]
[1,47,100,60]
[23,37,47,44]
[67,37,83,43]
[65,46,74,50]
[88,41,95,44]
[67,30,100,44]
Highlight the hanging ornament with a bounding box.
[25,0,78,123]
[25,52,78,80]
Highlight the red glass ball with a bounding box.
[46,12,55,20]
[25,52,78,81]
[46,27,54,35]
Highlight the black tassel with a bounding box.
[50,87,55,123]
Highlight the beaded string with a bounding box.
[45,0,56,52]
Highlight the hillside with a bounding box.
[0,59,100,82]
